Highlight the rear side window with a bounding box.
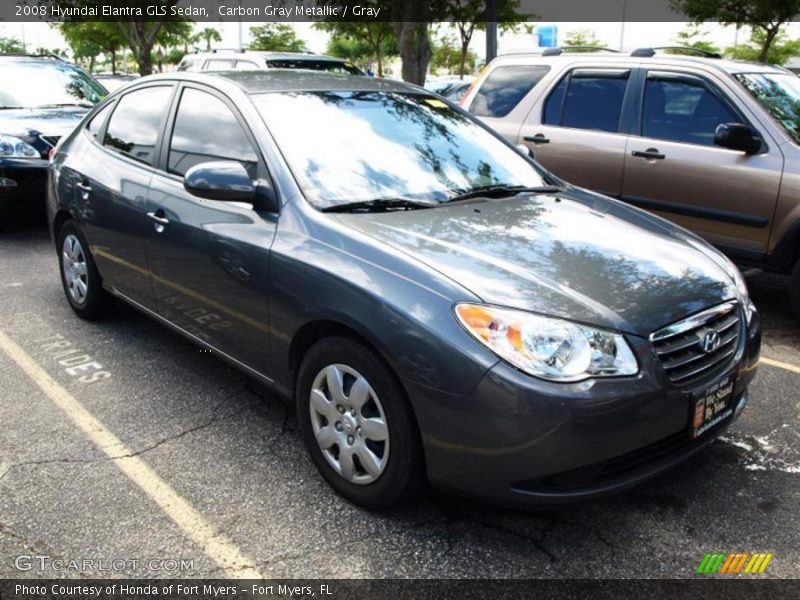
[104,86,172,165]
[469,65,549,118]
[544,69,630,133]
[168,88,258,177]
[87,103,112,139]
[641,73,740,146]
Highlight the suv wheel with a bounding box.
[296,336,424,509]
[791,259,800,320]
[58,220,111,320]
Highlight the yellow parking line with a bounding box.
[0,328,264,580]
[761,357,800,375]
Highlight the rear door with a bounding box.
[145,84,277,373]
[519,67,634,197]
[622,70,783,255]
[77,84,175,308]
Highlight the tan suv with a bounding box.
[461,48,800,317]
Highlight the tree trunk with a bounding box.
[89,56,95,72]
[111,48,117,75]
[137,47,153,76]
[375,42,383,77]
[459,40,470,79]
[391,0,431,86]
[758,26,778,63]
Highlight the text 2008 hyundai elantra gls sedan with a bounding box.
[47,71,761,509]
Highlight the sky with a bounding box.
[2,20,799,62]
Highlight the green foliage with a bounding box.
[726,28,800,64]
[249,24,307,52]
[315,4,396,76]
[672,24,722,54]
[193,27,222,52]
[430,34,476,74]
[0,36,25,54]
[562,29,603,49]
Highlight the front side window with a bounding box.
[544,70,629,133]
[734,72,800,144]
[104,86,172,165]
[0,62,105,109]
[642,74,740,145]
[168,88,258,177]
[252,91,546,209]
[469,65,549,118]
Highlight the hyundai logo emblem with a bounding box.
[700,330,721,353]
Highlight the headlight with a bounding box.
[724,257,756,324]
[0,135,39,158]
[455,304,638,382]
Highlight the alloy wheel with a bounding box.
[62,234,89,306]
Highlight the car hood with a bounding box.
[336,192,739,336]
[0,107,89,137]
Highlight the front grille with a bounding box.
[650,301,741,388]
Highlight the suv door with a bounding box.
[520,67,634,197]
[145,84,277,374]
[78,84,175,308]
[622,70,782,255]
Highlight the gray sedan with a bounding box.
[48,71,761,508]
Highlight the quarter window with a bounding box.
[469,65,549,118]
[168,88,258,177]
[87,102,112,139]
[104,86,172,165]
[642,74,741,146]
[544,70,630,133]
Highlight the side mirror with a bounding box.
[516,144,535,159]
[714,123,761,155]
[184,161,256,202]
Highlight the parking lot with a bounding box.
[0,215,798,580]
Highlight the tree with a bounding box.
[56,22,125,73]
[0,36,25,54]
[726,28,800,64]
[448,0,527,78]
[249,24,307,52]
[671,0,800,62]
[391,0,442,85]
[315,4,396,76]
[563,29,603,49]
[194,27,222,52]
[431,33,476,74]
[673,24,722,54]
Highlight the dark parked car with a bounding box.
[177,50,365,75]
[0,55,106,227]
[48,70,760,509]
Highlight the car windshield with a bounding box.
[0,62,106,109]
[252,91,545,209]
[734,72,800,144]
[266,60,364,75]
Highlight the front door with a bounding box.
[622,70,782,256]
[145,85,277,374]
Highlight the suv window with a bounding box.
[544,69,629,133]
[104,86,172,165]
[204,59,236,70]
[642,73,741,146]
[235,61,260,70]
[168,88,258,177]
[469,65,549,118]
[87,103,113,139]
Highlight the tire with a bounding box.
[791,259,800,321]
[296,336,425,509]
[57,220,111,320]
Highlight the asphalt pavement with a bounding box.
[1,215,798,579]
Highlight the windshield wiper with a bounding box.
[321,198,436,213]
[444,184,566,204]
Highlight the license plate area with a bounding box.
[691,373,735,439]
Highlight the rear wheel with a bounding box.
[790,259,800,320]
[58,220,111,320]
[296,336,424,509]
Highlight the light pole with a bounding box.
[486,0,498,62]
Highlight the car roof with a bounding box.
[159,69,422,95]
[490,51,791,75]
[0,54,73,65]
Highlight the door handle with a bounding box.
[76,180,92,193]
[631,148,666,160]
[147,211,170,229]
[523,133,550,144]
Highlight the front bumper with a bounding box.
[410,307,761,507]
[0,158,49,216]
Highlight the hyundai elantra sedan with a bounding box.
[47,71,761,508]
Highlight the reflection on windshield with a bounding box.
[735,72,800,144]
[0,64,106,109]
[253,91,545,208]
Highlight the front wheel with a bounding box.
[296,336,425,509]
[58,220,111,320]
[790,259,800,320]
